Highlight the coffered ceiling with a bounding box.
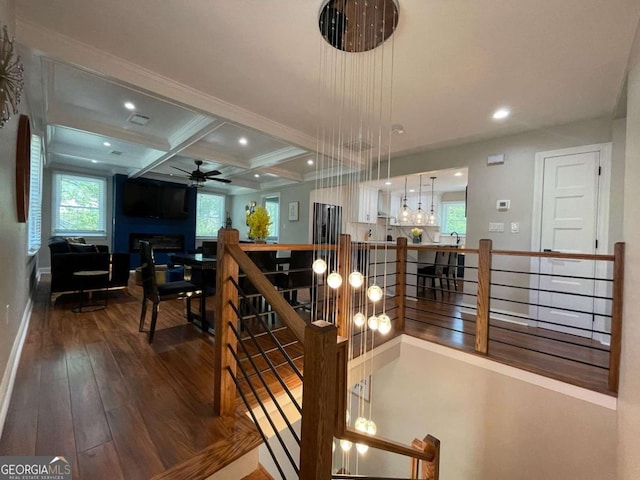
[14,0,640,195]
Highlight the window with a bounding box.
[440,201,466,235]
[52,172,107,236]
[263,195,280,241]
[27,134,43,255]
[196,192,225,238]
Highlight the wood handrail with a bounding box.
[239,243,337,251]
[608,242,625,391]
[408,245,478,254]
[227,244,307,344]
[492,249,615,261]
[337,428,437,463]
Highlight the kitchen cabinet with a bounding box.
[352,186,378,224]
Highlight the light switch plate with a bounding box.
[511,222,519,233]
[497,199,510,211]
[487,153,505,165]
[489,222,504,232]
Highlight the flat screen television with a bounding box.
[122,180,189,219]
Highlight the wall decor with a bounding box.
[0,25,24,128]
[350,376,371,402]
[15,115,31,222]
[288,201,299,221]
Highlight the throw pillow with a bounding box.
[68,242,99,253]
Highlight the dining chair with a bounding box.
[417,250,446,299]
[239,250,278,324]
[138,241,202,343]
[276,250,315,309]
[442,248,459,292]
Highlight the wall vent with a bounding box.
[128,113,151,126]
[342,139,374,152]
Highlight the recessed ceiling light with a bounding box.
[239,137,248,145]
[454,171,463,177]
[254,173,260,178]
[409,189,415,193]
[492,108,510,120]
[384,181,392,185]
[307,159,314,165]
[91,160,98,164]
[103,141,111,147]
[124,102,135,110]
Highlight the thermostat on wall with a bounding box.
[497,199,510,211]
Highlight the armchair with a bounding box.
[48,236,131,303]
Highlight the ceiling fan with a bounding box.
[172,160,231,187]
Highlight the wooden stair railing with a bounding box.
[214,229,441,480]
[410,435,440,480]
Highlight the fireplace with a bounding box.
[129,233,185,252]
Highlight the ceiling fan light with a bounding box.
[190,177,205,188]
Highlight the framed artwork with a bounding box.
[15,114,30,223]
[350,376,371,402]
[288,201,299,221]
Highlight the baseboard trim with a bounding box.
[0,296,33,439]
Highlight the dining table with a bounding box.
[169,252,216,333]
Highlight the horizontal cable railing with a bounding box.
[398,238,624,394]
[402,244,480,353]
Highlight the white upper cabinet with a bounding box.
[352,186,378,224]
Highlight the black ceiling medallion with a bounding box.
[0,25,25,128]
[319,0,399,53]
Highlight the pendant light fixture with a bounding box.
[396,177,413,225]
[412,174,427,225]
[427,176,439,226]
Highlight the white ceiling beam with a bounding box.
[249,146,309,169]
[131,119,225,177]
[47,108,172,152]
[180,142,250,169]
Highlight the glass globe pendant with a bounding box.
[327,272,343,289]
[366,420,377,435]
[368,314,379,331]
[312,258,327,274]
[340,439,353,452]
[354,416,368,432]
[377,313,391,334]
[367,284,383,302]
[396,177,413,225]
[426,176,439,226]
[412,174,427,225]
[356,443,369,454]
[353,312,366,327]
[348,270,364,288]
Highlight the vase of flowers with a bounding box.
[247,205,272,242]
[411,227,423,244]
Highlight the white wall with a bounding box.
[351,339,617,480]
[0,0,38,437]
[230,182,315,243]
[386,117,615,251]
[617,22,640,480]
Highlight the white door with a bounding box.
[537,150,600,337]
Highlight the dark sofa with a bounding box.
[48,236,131,303]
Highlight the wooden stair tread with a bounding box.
[150,414,262,480]
[241,464,275,480]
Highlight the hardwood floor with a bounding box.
[403,293,613,395]
[0,271,614,479]
[0,277,263,480]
